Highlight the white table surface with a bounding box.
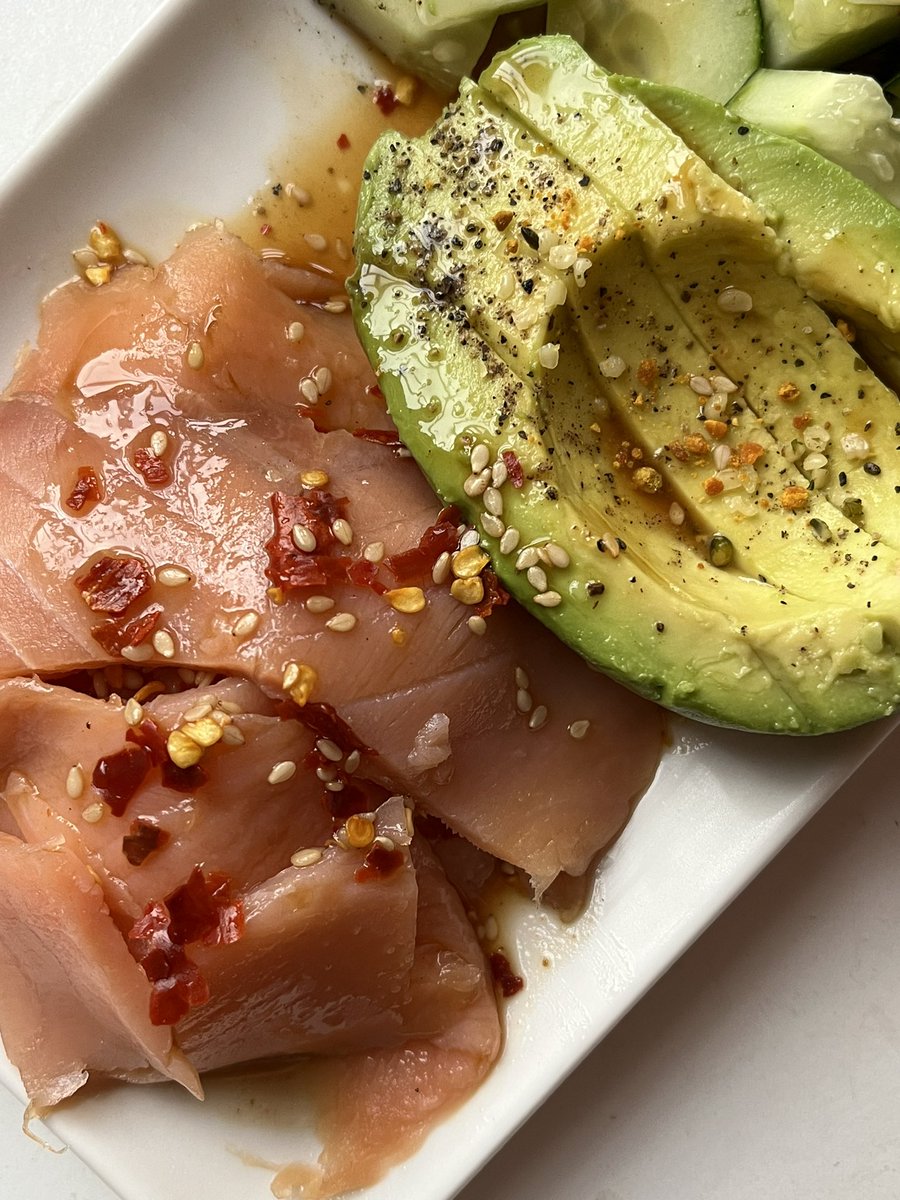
[0,3,898,1198]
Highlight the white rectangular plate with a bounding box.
[0,3,897,1198]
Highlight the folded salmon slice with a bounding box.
[0,833,200,1108]
[0,225,663,886]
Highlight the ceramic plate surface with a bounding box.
[0,3,896,1197]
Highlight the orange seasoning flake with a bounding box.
[703,477,725,496]
[735,442,765,466]
[780,485,810,511]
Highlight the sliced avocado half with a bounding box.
[349,38,900,734]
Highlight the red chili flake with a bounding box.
[126,718,167,764]
[128,900,209,1026]
[354,842,404,882]
[474,567,510,619]
[133,447,172,488]
[76,554,152,616]
[264,489,351,591]
[347,557,387,594]
[260,223,272,236]
[166,866,244,947]
[351,426,405,451]
[384,505,461,585]
[489,950,524,998]
[501,449,525,488]
[92,744,153,817]
[365,383,384,401]
[65,466,103,512]
[91,603,162,655]
[373,83,398,115]
[122,818,169,866]
[337,132,351,150]
[161,757,208,793]
[295,701,371,756]
[323,777,391,822]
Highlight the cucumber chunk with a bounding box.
[759,0,900,69]
[546,0,761,103]
[732,67,900,206]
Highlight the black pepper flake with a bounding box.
[655,622,665,632]
[271,183,282,196]
[522,278,535,294]
[578,175,589,187]
[587,581,605,596]
[838,470,847,486]
[520,226,539,250]
[737,125,749,135]
[863,461,881,475]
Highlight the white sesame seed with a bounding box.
[292,524,317,552]
[221,724,246,746]
[291,848,323,867]
[81,802,106,824]
[467,615,487,635]
[285,182,311,206]
[332,518,353,545]
[195,670,216,688]
[157,565,192,587]
[122,247,149,266]
[316,738,343,762]
[152,630,176,658]
[515,667,529,690]
[599,354,626,378]
[325,779,345,792]
[534,590,562,608]
[344,749,361,774]
[282,661,301,691]
[231,611,260,639]
[841,432,869,459]
[186,341,205,369]
[150,429,169,456]
[491,459,508,487]
[483,486,504,516]
[182,701,213,722]
[304,233,328,251]
[516,546,540,570]
[717,287,753,313]
[218,701,243,715]
[363,541,385,563]
[497,270,515,301]
[713,444,732,470]
[538,342,560,369]
[669,502,685,526]
[122,642,153,663]
[711,375,737,393]
[287,321,305,342]
[527,565,548,591]
[463,468,491,497]
[568,719,590,739]
[601,533,620,558]
[268,760,297,785]
[326,611,356,633]
[124,698,144,727]
[323,299,348,314]
[66,765,85,800]
[299,378,320,406]
[314,366,333,395]
[545,542,570,568]
[481,513,505,539]
[689,375,713,396]
[529,705,548,730]
[516,688,532,713]
[545,277,567,310]
[306,595,335,613]
[73,247,100,269]
[459,529,480,549]
[316,764,337,782]
[432,551,451,584]
[468,446,489,472]
[499,527,520,555]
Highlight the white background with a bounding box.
[0,3,898,1198]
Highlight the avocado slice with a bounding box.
[617,72,900,393]
[349,50,900,734]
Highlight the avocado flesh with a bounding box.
[350,65,900,733]
[480,37,900,552]
[606,74,900,389]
